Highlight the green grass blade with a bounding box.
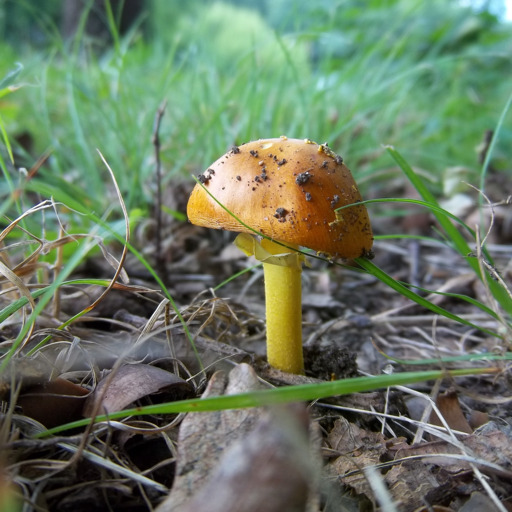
[356,257,501,339]
[0,62,23,92]
[37,366,496,438]
[479,88,512,204]
[385,146,473,258]
[385,145,512,317]
[0,114,14,165]
[376,351,512,366]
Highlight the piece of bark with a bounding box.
[157,363,316,512]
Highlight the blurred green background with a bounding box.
[1,0,511,224]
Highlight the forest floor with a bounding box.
[1,178,512,512]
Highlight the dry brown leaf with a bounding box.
[18,378,89,428]
[468,409,490,430]
[328,418,512,510]
[459,491,503,512]
[176,405,313,512]
[385,460,445,510]
[391,423,512,476]
[157,363,317,512]
[83,363,192,416]
[430,389,473,434]
[326,418,387,499]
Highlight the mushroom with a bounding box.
[187,136,373,374]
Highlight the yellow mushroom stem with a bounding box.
[234,234,306,374]
[261,239,304,374]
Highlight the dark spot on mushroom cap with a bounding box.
[236,175,241,181]
[295,172,312,185]
[305,192,312,201]
[198,168,216,184]
[277,158,287,166]
[230,146,240,154]
[274,207,287,220]
[330,195,340,208]
[362,248,375,259]
[249,150,259,158]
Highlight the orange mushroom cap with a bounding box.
[187,137,373,259]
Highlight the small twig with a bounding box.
[152,100,168,279]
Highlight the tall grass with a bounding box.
[1,0,510,216]
[0,0,511,343]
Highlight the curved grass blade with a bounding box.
[356,257,502,339]
[385,145,512,318]
[342,197,476,239]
